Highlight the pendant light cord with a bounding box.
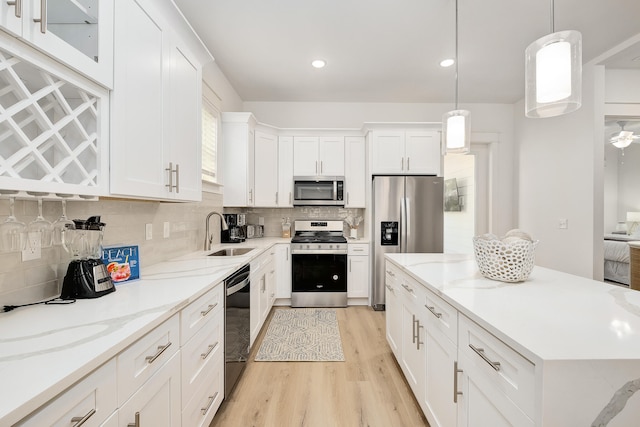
[550,0,554,33]
[454,0,459,110]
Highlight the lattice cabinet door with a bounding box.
[0,45,109,197]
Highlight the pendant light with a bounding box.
[443,0,470,154]
[525,0,581,118]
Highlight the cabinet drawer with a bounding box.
[459,315,535,418]
[182,350,224,427]
[17,359,117,427]
[181,308,223,406]
[348,243,370,255]
[423,290,458,344]
[398,273,427,306]
[117,315,180,406]
[181,284,223,345]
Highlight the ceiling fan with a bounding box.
[610,121,640,148]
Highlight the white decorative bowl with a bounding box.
[472,236,538,283]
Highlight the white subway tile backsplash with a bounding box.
[0,192,224,307]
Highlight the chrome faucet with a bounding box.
[204,211,229,251]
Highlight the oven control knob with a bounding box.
[306,245,310,249]
[329,245,333,249]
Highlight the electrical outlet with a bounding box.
[163,221,170,238]
[22,233,41,261]
[559,218,568,229]
[145,223,153,240]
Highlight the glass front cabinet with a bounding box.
[0,0,113,88]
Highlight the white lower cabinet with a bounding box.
[250,250,276,346]
[118,352,181,427]
[275,244,292,301]
[384,265,402,356]
[347,243,369,299]
[386,260,536,427]
[16,359,117,427]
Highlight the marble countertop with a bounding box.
[386,253,640,363]
[0,238,289,425]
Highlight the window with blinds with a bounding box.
[201,98,219,183]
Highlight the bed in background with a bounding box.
[604,234,640,285]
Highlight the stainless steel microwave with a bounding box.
[293,176,344,206]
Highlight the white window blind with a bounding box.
[201,98,219,183]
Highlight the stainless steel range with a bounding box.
[291,220,348,307]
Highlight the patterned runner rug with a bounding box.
[254,308,345,362]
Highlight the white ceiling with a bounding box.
[174,0,640,104]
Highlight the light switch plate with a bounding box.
[145,223,153,240]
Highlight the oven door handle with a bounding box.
[227,277,250,296]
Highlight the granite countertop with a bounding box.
[0,238,289,425]
[386,253,640,363]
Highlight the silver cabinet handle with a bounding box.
[320,160,323,173]
[286,246,289,260]
[346,192,349,205]
[6,0,21,17]
[32,0,46,33]
[289,191,292,205]
[174,163,180,193]
[453,361,463,403]
[249,189,253,203]
[315,160,318,174]
[349,259,352,272]
[407,157,410,171]
[425,305,442,318]
[71,409,96,427]
[201,342,218,359]
[416,321,424,350]
[201,303,217,317]
[385,284,394,291]
[469,344,501,371]
[386,270,395,277]
[412,314,417,344]
[145,342,172,364]
[127,412,140,427]
[165,162,174,192]
[401,157,404,170]
[401,283,413,293]
[275,192,278,204]
[201,392,219,415]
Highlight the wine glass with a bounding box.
[27,197,52,248]
[52,199,75,246]
[0,196,27,252]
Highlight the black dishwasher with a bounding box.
[224,264,250,397]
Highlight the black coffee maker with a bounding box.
[221,213,246,243]
[60,216,115,299]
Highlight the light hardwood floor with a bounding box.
[210,306,429,427]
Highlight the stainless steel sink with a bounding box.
[208,247,255,257]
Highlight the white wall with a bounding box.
[514,64,606,279]
[444,154,475,253]
[203,62,243,112]
[605,69,640,103]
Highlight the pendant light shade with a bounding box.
[443,0,470,154]
[525,0,582,118]
[443,109,470,154]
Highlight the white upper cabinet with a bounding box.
[293,136,344,176]
[277,136,294,207]
[110,0,206,202]
[0,0,114,88]
[222,112,256,207]
[344,136,366,208]
[372,130,441,175]
[253,131,278,207]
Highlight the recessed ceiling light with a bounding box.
[440,59,455,67]
[311,59,326,69]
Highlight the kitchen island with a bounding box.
[385,253,640,427]
[0,238,288,426]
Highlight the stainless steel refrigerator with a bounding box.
[372,175,444,310]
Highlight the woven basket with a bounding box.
[472,237,538,283]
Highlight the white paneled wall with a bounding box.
[0,192,223,307]
[443,154,475,253]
